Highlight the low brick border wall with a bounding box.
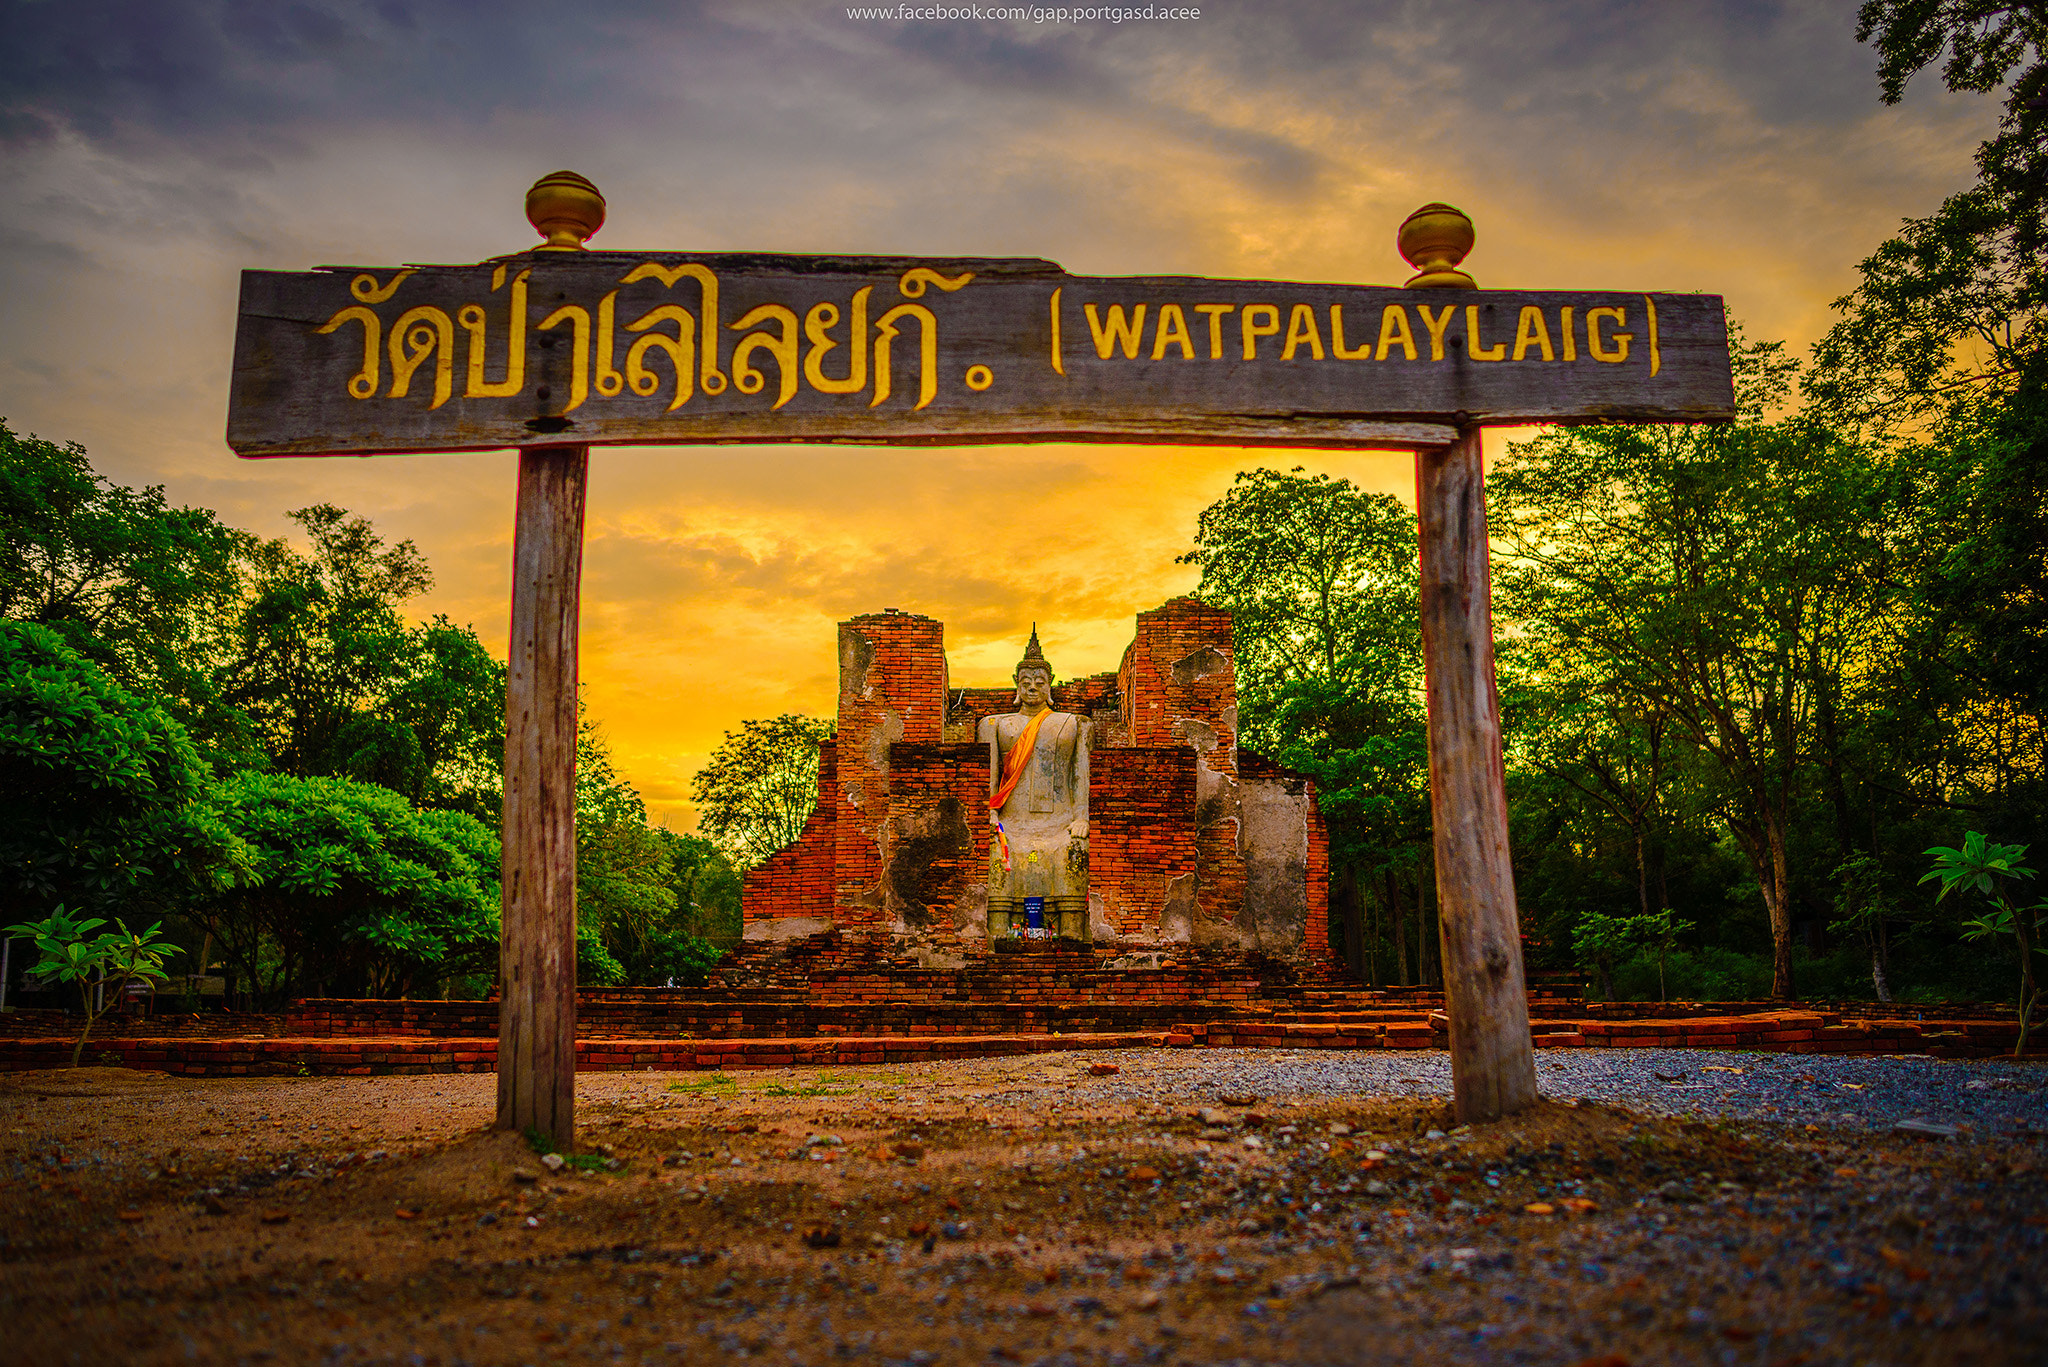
[1,1007,2036,1076]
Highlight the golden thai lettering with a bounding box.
[1151,304,1195,360]
[804,288,872,395]
[388,306,454,409]
[871,303,938,410]
[1587,307,1631,363]
[536,305,591,413]
[317,306,381,399]
[1465,305,1506,362]
[623,305,695,411]
[898,267,975,297]
[1644,295,1660,377]
[1049,287,1064,375]
[1194,304,1234,359]
[593,291,627,398]
[1415,304,1456,362]
[350,270,414,304]
[1085,304,1146,360]
[1511,306,1554,362]
[457,269,529,398]
[730,304,800,410]
[1329,306,1373,360]
[621,263,727,394]
[1560,306,1577,361]
[1240,304,1281,360]
[1376,305,1418,361]
[1282,304,1325,361]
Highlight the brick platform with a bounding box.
[2,1005,2035,1076]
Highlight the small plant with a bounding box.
[521,1125,610,1172]
[1922,832,2046,1056]
[3,908,181,1066]
[1830,854,1904,1002]
[1575,907,1691,1001]
[760,1082,855,1098]
[666,1073,737,1094]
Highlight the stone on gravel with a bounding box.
[540,1153,565,1172]
[1894,1118,1960,1138]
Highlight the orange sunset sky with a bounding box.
[0,0,2000,827]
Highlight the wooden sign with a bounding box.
[228,253,1735,457]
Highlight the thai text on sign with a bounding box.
[227,253,1734,457]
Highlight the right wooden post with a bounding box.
[1417,425,1539,1123]
[495,443,588,1151]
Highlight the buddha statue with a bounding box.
[980,628,1091,941]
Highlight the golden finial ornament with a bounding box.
[525,171,606,251]
[1398,202,1476,289]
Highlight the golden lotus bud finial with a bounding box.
[1398,202,1476,289]
[525,170,606,251]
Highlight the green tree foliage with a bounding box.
[1856,3,2047,326]
[1830,854,1907,1003]
[1492,337,1895,1000]
[0,420,251,761]
[1816,7,2048,944]
[226,506,504,816]
[0,621,239,926]
[576,720,727,986]
[690,714,835,870]
[661,830,743,946]
[189,772,500,1006]
[1179,468,1431,984]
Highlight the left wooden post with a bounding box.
[497,443,588,1149]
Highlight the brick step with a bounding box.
[6,1009,2036,1077]
[284,999,1261,1040]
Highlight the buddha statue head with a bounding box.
[1013,625,1052,710]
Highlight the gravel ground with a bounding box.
[2,1048,2044,1367]
[1057,1048,2048,1138]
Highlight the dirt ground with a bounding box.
[2,1052,2043,1367]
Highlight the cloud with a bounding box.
[0,0,2005,824]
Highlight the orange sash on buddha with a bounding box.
[989,708,1054,814]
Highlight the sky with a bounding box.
[0,0,2000,827]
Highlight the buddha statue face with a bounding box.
[1014,663,1052,710]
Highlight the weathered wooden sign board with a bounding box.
[227,253,1734,456]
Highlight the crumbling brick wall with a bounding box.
[831,610,946,931]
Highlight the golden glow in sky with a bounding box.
[0,1,1999,825]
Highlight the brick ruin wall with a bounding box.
[740,600,1335,972]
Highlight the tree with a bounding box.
[577,720,727,985]
[2,909,181,1065]
[1571,906,1690,1003]
[0,621,239,928]
[0,420,252,764]
[1179,468,1430,984]
[660,830,743,948]
[1856,4,2047,324]
[690,714,835,870]
[225,505,505,813]
[1494,335,1895,999]
[189,772,499,1005]
[1921,831,2045,1053]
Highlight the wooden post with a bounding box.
[496,443,588,1149]
[1417,426,1539,1124]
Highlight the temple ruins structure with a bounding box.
[740,598,1336,972]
